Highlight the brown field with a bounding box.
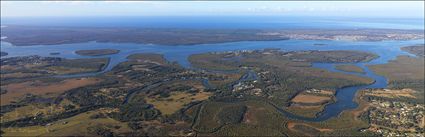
[364,88,417,99]
[146,91,212,115]
[1,78,102,105]
[1,72,44,79]
[1,108,131,136]
[291,94,332,104]
[304,89,334,95]
[0,65,21,71]
[288,122,333,132]
[317,90,334,95]
[45,66,97,75]
[285,105,324,118]
[1,99,76,123]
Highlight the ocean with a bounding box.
[1,16,424,30]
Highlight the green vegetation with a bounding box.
[286,106,324,118]
[48,58,109,74]
[206,100,290,136]
[3,48,420,136]
[401,44,424,57]
[75,49,120,56]
[109,103,160,122]
[287,50,378,63]
[1,56,108,84]
[1,109,132,136]
[286,89,335,118]
[369,56,424,81]
[295,96,372,136]
[368,55,424,102]
[359,88,424,136]
[126,53,168,64]
[0,56,108,105]
[190,50,374,106]
[193,102,248,133]
[292,124,320,135]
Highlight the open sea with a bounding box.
[1,16,424,30]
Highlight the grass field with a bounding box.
[286,89,334,118]
[285,105,324,118]
[146,91,212,115]
[47,58,109,75]
[368,55,424,101]
[1,109,132,136]
[364,88,417,99]
[1,99,76,123]
[291,94,331,104]
[1,78,102,105]
[368,56,424,81]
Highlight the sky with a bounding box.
[1,1,424,18]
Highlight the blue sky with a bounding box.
[1,1,424,18]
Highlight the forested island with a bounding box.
[75,49,120,56]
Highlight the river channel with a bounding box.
[1,39,423,121]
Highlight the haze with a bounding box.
[1,1,424,18]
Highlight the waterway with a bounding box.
[1,38,423,121]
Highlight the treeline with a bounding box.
[108,103,160,122]
[1,105,103,128]
[217,105,247,124]
[363,95,424,105]
[65,78,121,107]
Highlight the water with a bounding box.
[1,16,424,30]
[1,38,424,122]
[1,39,422,68]
[1,15,424,121]
[275,63,387,121]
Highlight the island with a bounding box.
[401,44,425,57]
[335,64,365,73]
[75,49,120,56]
[49,52,60,55]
